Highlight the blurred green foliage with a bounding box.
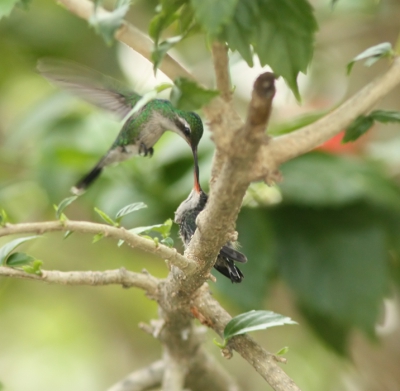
[2,0,400,390]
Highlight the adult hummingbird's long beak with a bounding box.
[192,147,201,193]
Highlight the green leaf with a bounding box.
[370,110,400,123]
[0,209,8,227]
[55,195,78,220]
[190,0,239,36]
[22,260,43,276]
[161,237,174,247]
[94,207,117,226]
[347,42,394,74]
[0,236,40,266]
[222,0,317,100]
[271,204,389,351]
[152,35,183,73]
[0,0,19,19]
[276,346,289,355]
[129,219,172,239]
[64,231,73,240]
[89,0,131,46]
[6,252,35,267]
[170,77,219,110]
[223,310,297,341]
[115,202,147,221]
[149,5,180,44]
[342,115,374,143]
[93,233,104,243]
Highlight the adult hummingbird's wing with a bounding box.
[37,59,141,120]
[219,245,248,263]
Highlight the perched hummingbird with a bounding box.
[37,59,204,194]
[174,180,247,283]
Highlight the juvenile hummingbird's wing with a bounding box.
[37,59,141,120]
[219,245,248,263]
[214,257,244,283]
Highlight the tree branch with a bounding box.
[56,0,194,81]
[0,221,195,272]
[107,360,164,391]
[250,56,400,181]
[0,266,159,293]
[192,287,300,391]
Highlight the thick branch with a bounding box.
[0,266,159,293]
[193,288,300,391]
[251,56,400,181]
[0,221,195,272]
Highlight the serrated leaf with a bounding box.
[190,0,239,36]
[55,195,78,220]
[0,0,19,19]
[89,0,130,46]
[342,115,374,143]
[223,310,297,341]
[94,207,117,226]
[93,233,104,243]
[22,260,43,276]
[6,252,35,267]
[370,110,400,123]
[0,236,40,266]
[115,202,147,220]
[149,7,179,44]
[170,77,219,110]
[347,42,393,74]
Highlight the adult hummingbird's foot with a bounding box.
[139,143,154,157]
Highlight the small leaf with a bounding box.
[89,0,131,46]
[55,195,78,220]
[93,233,104,243]
[0,209,8,226]
[129,219,172,238]
[22,260,43,276]
[117,239,124,247]
[342,115,374,143]
[161,237,174,247]
[152,35,183,73]
[115,202,147,220]
[223,310,297,341]
[64,230,73,239]
[6,252,35,267]
[0,236,40,266]
[347,42,394,74]
[94,207,117,226]
[276,346,289,355]
[170,77,219,111]
[370,110,400,123]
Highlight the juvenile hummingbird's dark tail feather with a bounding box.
[71,165,103,195]
[214,257,244,283]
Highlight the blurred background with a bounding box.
[1,0,400,390]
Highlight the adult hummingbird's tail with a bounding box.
[71,164,103,195]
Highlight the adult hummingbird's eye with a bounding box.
[184,125,191,135]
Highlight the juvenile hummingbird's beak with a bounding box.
[192,147,201,193]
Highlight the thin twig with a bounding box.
[0,221,196,272]
[0,266,159,294]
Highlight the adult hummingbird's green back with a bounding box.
[37,59,203,194]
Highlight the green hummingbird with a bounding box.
[37,59,204,194]
[174,179,247,283]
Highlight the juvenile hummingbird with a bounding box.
[37,59,204,194]
[174,179,247,283]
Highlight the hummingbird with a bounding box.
[174,179,247,283]
[37,59,204,194]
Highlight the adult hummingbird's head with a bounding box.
[174,110,204,192]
